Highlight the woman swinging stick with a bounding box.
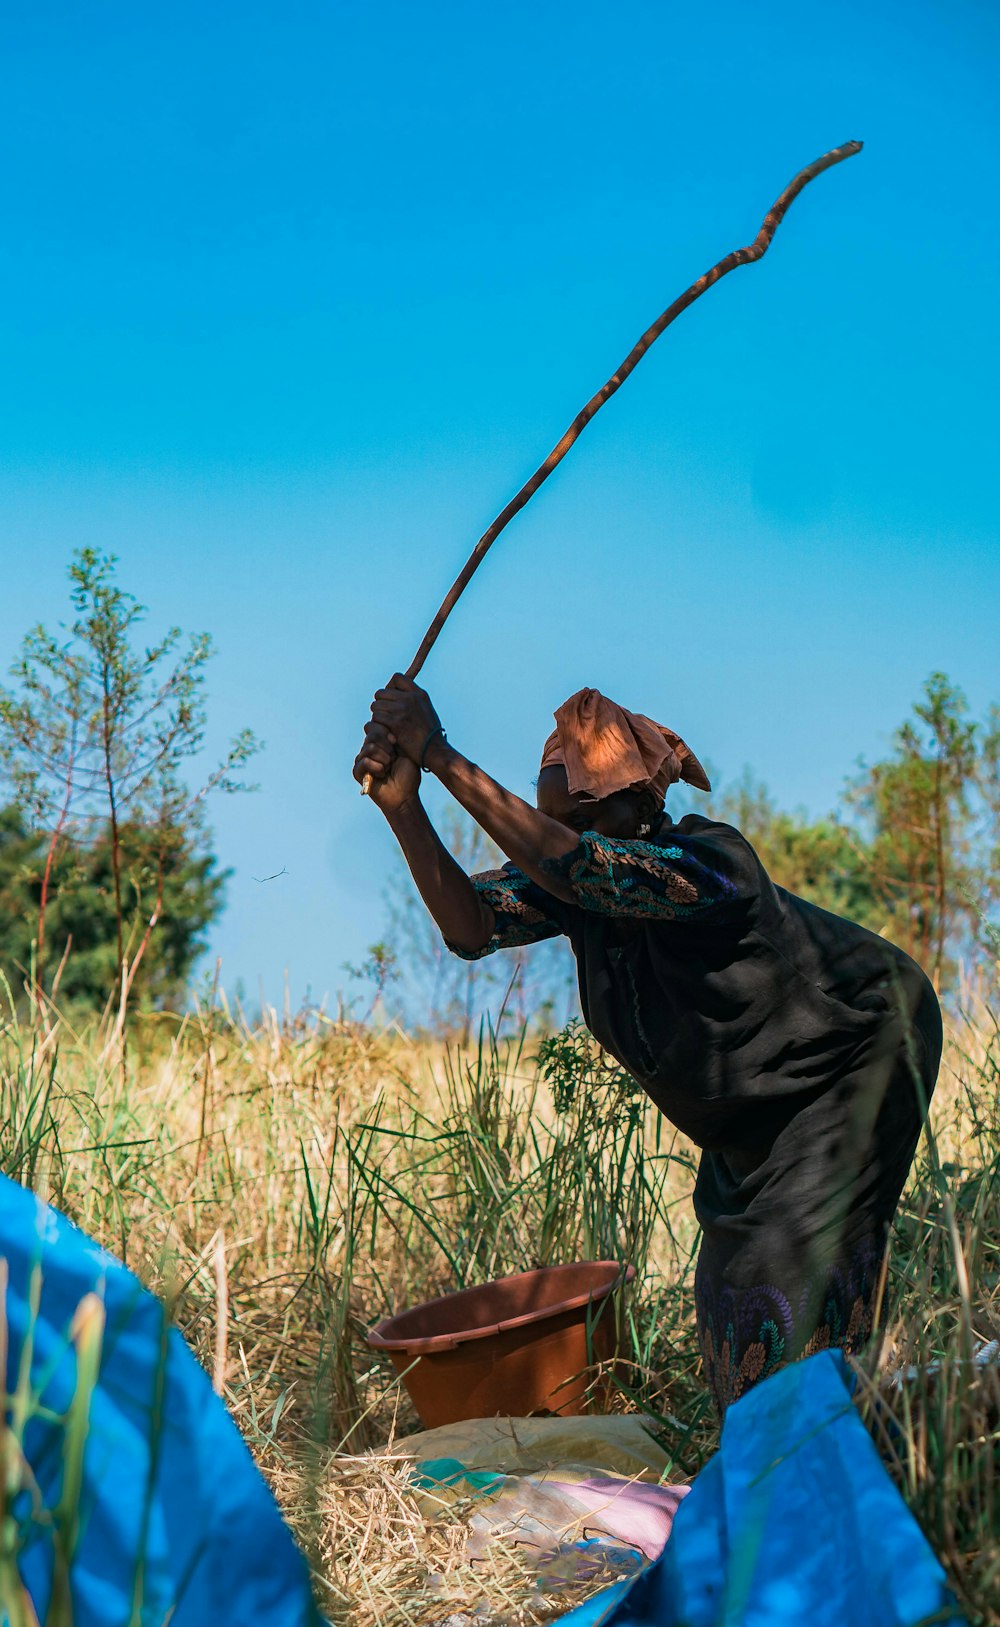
[353,143,941,1411]
[354,685,940,1411]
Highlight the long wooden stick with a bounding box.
[364,139,862,791]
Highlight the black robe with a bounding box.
[449,815,942,1409]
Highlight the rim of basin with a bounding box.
[366,1261,636,1355]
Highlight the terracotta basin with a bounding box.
[367,1260,635,1428]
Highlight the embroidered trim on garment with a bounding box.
[696,1236,885,1413]
[445,867,561,961]
[540,832,736,920]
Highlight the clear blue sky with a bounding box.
[2,1,998,1008]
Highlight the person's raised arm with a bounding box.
[367,676,579,901]
[353,722,496,953]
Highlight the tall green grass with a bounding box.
[0,970,997,1623]
[856,981,1000,1619]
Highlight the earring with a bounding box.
[638,821,651,837]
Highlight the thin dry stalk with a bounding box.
[213,1229,229,1396]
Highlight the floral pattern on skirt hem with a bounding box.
[695,1235,885,1413]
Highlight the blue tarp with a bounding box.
[0,1173,322,1626]
[560,1349,965,1627]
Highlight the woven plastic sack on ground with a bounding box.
[396,1412,675,1483]
[0,1173,321,1627]
[558,1349,966,1627]
[394,1412,689,1589]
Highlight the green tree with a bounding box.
[848,673,994,983]
[0,804,226,1010]
[704,677,999,987]
[0,550,260,1014]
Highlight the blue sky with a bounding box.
[2,1,998,1008]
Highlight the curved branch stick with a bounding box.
[363,138,862,792]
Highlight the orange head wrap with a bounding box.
[539,688,711,803]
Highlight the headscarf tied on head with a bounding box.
[540,688,711,803]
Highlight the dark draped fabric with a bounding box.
[448,815,941,1410]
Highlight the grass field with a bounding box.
[1,963,998,1625]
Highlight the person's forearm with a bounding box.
[423,741,578,900]
[384,796,497,952]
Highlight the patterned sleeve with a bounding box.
[538,830,745,921]
[444,864,565,961]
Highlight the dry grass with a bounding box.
[1,964,998,1624]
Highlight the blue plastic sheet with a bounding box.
[560,1350,965,1627]
[0,1173,322,1626]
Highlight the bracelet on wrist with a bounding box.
[420,724,447,771]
